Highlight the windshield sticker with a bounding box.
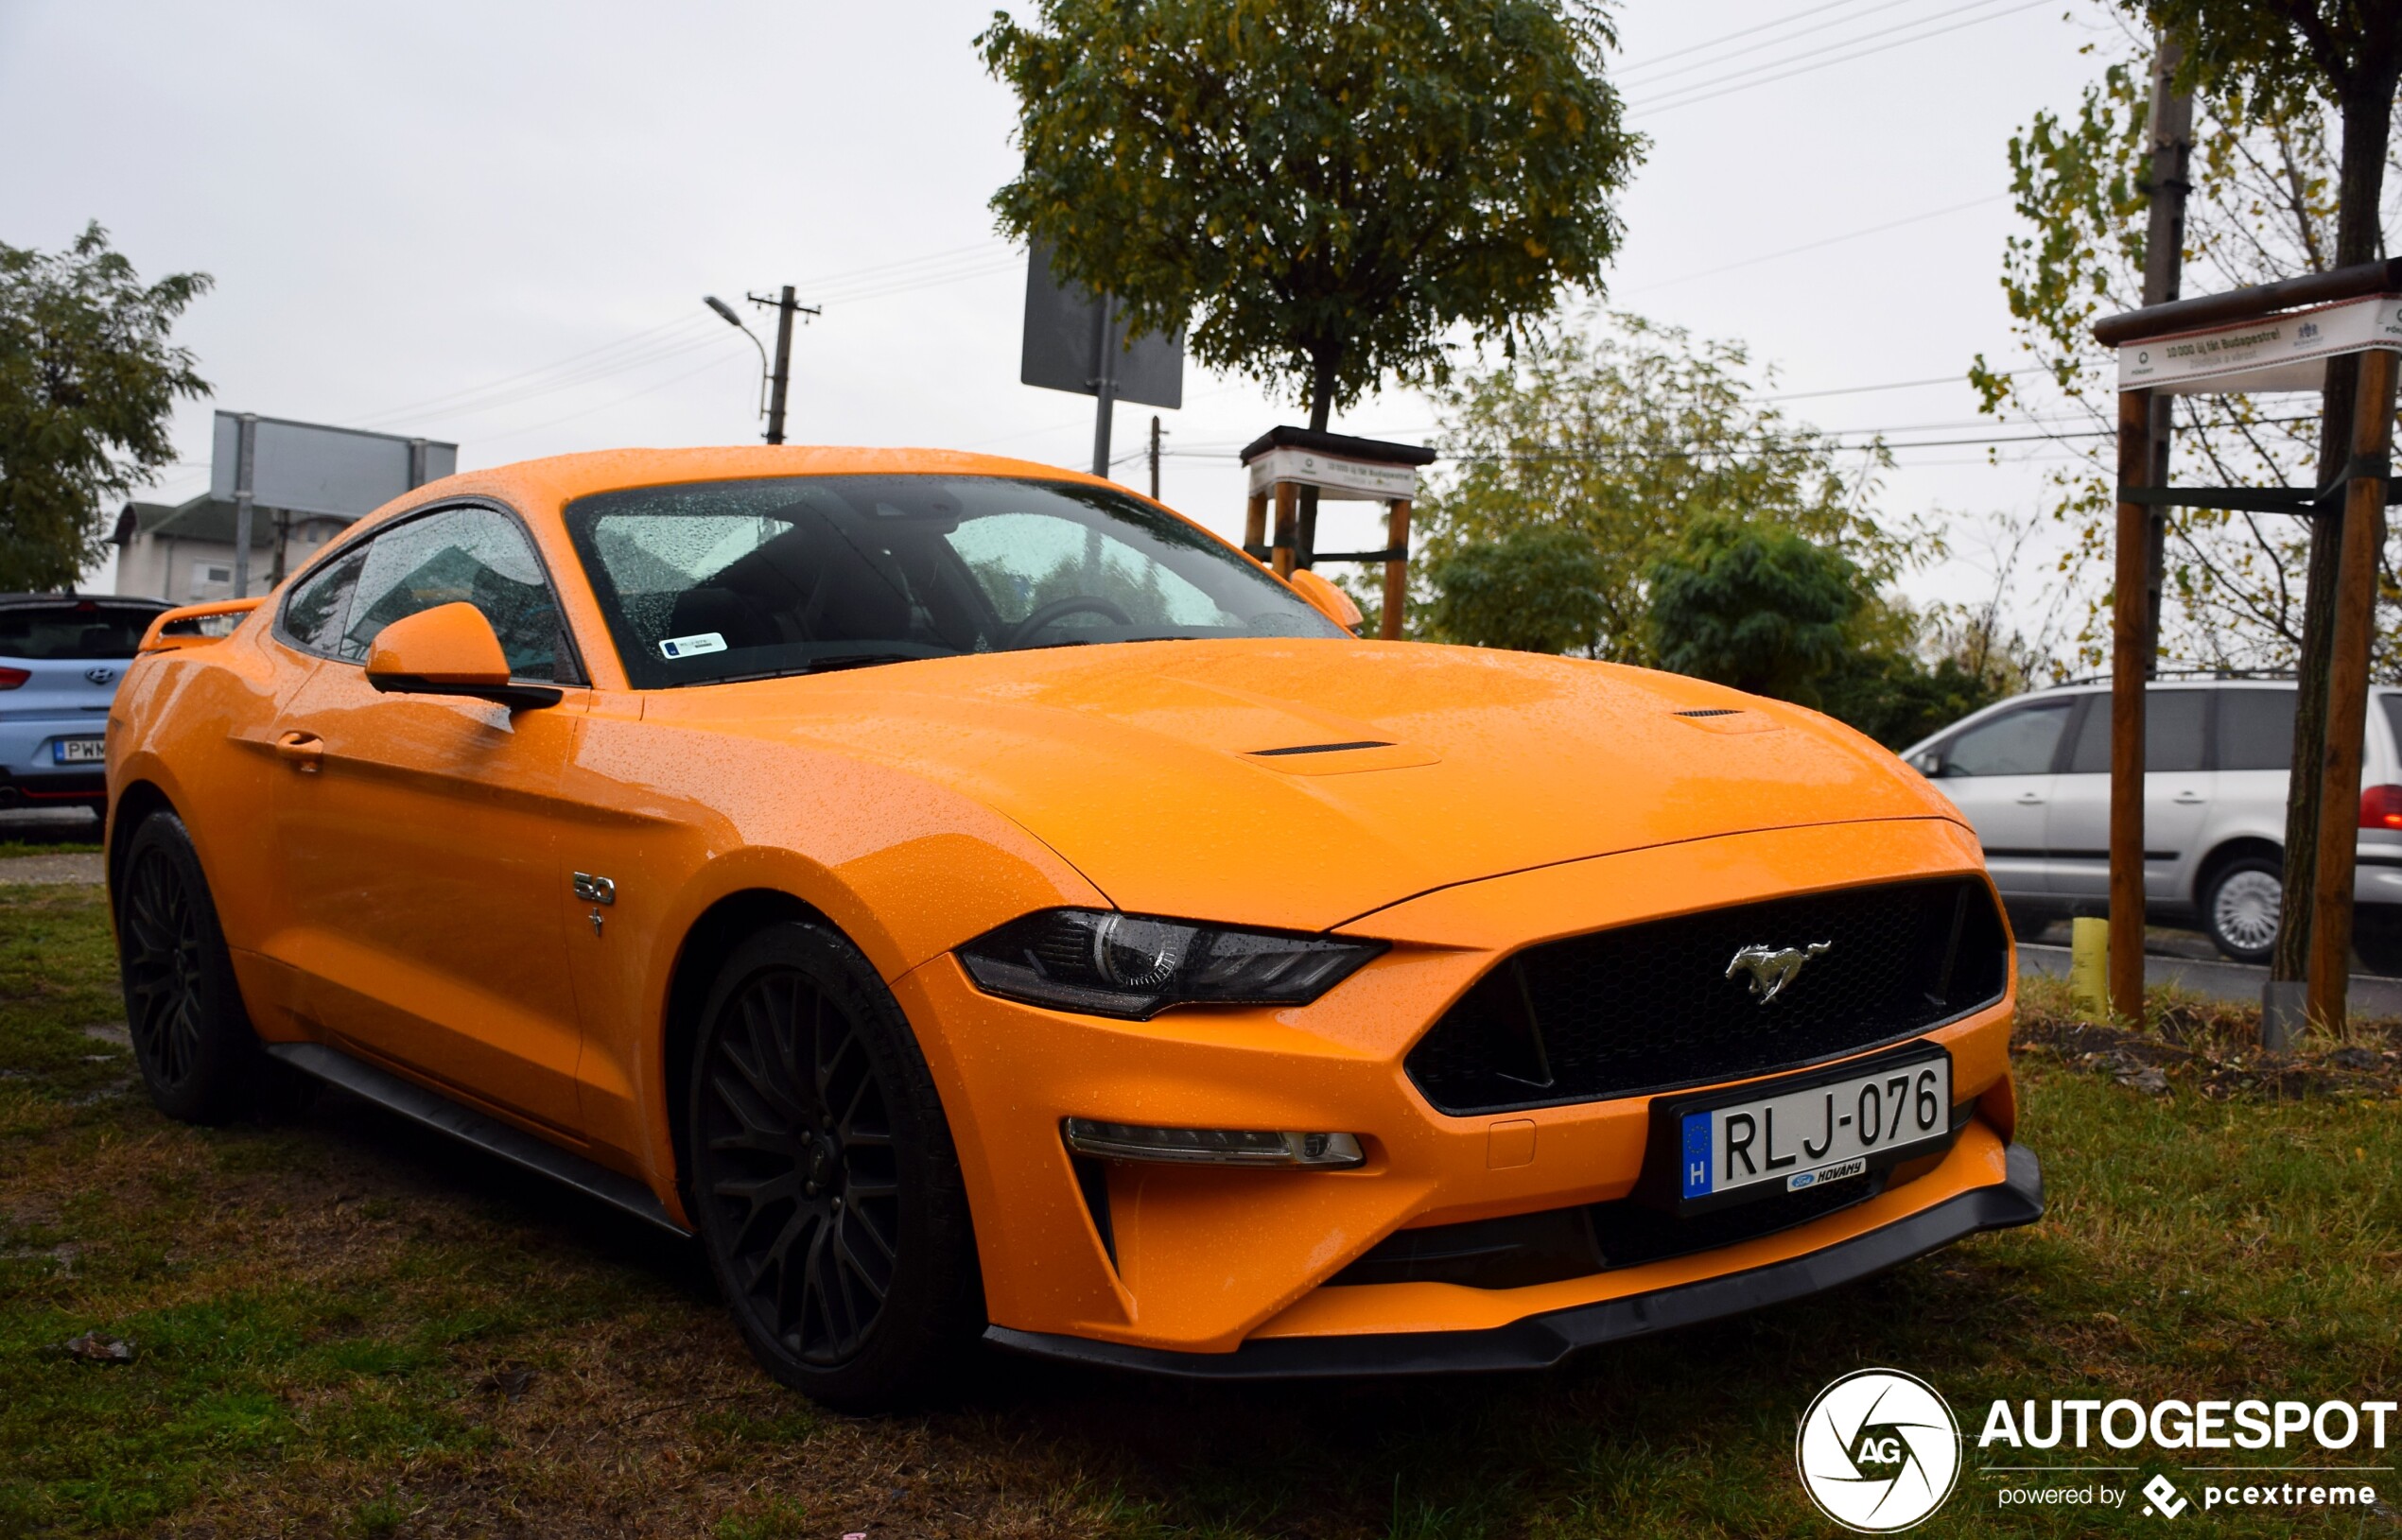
[659,632,727,660]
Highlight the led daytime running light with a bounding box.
[1061,1117,1365,1168]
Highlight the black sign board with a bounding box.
[1019,238,1184,410]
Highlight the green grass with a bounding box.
[0,883,2394,1536]
[0,840,102,859]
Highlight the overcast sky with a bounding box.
[2,0,2120,632]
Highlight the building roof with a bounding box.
[113,493,356,548]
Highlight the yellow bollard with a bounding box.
[2069,916,2111,1020]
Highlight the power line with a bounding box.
[1612,0,1892,79]
[347,314,717,426]
[354,324,740,430]
[1615,0,1927,87]
[469,353,754,448]
[1621,194,2008,294]
[1763,368,2030,403]
[1627,0,2054,117]
[1626,0,2030,111]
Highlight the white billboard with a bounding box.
[209,412,458,518]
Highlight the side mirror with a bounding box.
[1286,569,1364,634]
[365,602,561,710]
[1910,752,1943,776]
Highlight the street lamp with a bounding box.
[704,295,770,433]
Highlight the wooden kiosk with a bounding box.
[1238,427,1437,641]
[2092,260,2402,1031]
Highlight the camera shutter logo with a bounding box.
[1795,1368,1961,1532]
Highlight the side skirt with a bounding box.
[263,1042,688,1237]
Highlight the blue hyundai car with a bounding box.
[0,593,172,817]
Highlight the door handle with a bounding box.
[2016,792,2045,805]
[272,731,324,772]
[2173,791,2205,805]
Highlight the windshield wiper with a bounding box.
[798,651,929,675]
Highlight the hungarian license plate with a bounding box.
[1649,1045,1952,1214]
[52,736,105,764]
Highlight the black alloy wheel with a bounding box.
[114,810,260,1124]
[688,923,981,1410]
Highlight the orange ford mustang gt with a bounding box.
[106,446,2039,1410]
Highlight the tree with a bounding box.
[1973,24,2399,676]
[1645,516,1862,709]
[1818,647,2010,751]
[0,223,210,591]
[1422,523,1609,653]
[1407,314,1897,663]
[1976,5,2402,981]
[2130,1,2402,986]
[977,0,1640,431]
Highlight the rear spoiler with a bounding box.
[138,597,265,654]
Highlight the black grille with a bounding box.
[1328,1171,1889,1289]
[1404,876,2007,1115]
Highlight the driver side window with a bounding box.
[339,508,570,682]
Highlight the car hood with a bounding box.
[678,639,1964,933]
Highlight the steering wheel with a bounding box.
[1005,596,1132,648]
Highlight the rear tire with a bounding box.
[2202,857,2282,966]
[113,811,260,1125]
[685,922,983,1412]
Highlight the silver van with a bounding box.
[1899,678,2402,973]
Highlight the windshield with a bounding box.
[565,475,1343,688]
[0,602,160,660]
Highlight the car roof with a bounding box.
[357,446,1131,529]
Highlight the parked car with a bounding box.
[1899,677,2402,972]
[107,447,2039,1409]
[0,593,173,817]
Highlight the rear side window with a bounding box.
[0,603,158,659]
[279,547,368,657]
[2219,687,2299,771]
[2383,693,2402,770]
[2066,688,2208,773]
[1942,700,2074,777]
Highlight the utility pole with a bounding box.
[2139,31,2193,666]
[1089,293,1118,476]
[746,286,819,445]
[1148,415,1163,499]
[230,412,257,598]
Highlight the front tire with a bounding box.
[686,922,982,1411]
[2203,857,2283,965]
[113,810,260,1124]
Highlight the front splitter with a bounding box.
[986,1144,2042,1379]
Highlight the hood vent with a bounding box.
[1250,739,1395,756]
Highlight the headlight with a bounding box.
[956,908,1384,1019]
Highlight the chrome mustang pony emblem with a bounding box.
[1725,941,1833,1004]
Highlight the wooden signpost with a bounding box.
[2093,259,2402,1034]
[1237,427,1438,642]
